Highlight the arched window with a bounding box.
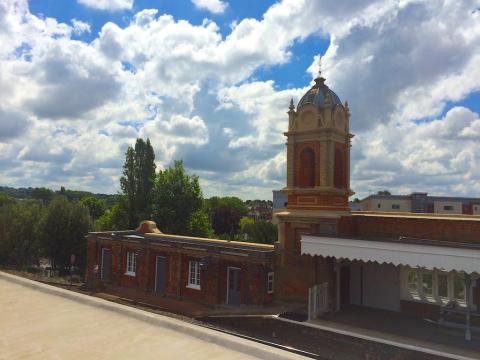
[334,148,345,189]
[299,147,315,188]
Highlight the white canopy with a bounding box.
[301,235,480,274]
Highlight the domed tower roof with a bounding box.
[297,76,342,108]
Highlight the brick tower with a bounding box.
[284,68,353,211]
[274,63,354,303]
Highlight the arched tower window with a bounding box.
[299,147,315,188]
[334,148,345,189]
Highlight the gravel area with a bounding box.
[198,316,452,360]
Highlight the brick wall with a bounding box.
[343,215,480,244]
[85,236,274,307]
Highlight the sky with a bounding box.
[0,0,479,200]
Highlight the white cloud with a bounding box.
[191,0,228,14]
[71,19,91,35]
[352,107,480,198]
[77,0,134,11]
[0,0,479,200]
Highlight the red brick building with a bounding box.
[86,221,275,306]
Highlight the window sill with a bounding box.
[124,272,136,277]
[186,284,201,291]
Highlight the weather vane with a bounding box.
[318,55,322,77]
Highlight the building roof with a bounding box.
[89,230,275,256]
[297,77,342,109]
[352,211,480,222]
[301,235,480,273]
[360,193,480,203]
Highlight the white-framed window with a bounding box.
[402,267,473,307]
[125,251,136,276]
[187,260,201,290]
[267,272,274,294]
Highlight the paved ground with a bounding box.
[0,274,304,360]
[318,305,480,355]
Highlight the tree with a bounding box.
[95,202,129,231]
[40,196,91,272]
[152,160,211,236]
[0,201,44,267]
[31,187,53,204]
[206,196,248,237]
[377,190,391,196]
[187,210,213,238]
[120,138,156,228]
[81,196,106,220]
[240,217,277,245]
[120,147,136,227]
[0,193,14,207]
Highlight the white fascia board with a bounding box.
[301,235,480,274]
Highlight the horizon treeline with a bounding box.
[0,138,277,272]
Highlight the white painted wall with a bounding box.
[433,200,462,214]
[350,262,400,311]
[360,198,411,212]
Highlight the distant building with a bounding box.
[272,190,288,210]
[359,192,480,215]
[348,200,362,211]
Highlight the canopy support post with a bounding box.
[465,273,471,341]
[335,259,340,312]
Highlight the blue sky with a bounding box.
[0,0,479,200]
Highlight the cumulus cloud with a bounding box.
[352,107,480,197]
[77,0,134,11]
[0,108,30,141]
[0,0,479,199]
[71,19,91,35]
[191,0,228,14]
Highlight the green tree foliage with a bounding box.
[0,201,44,267]
[1,186,117,205]
[0,193,14,207]
[377,190,391,196]
[187,209,214,238]
[40,196,92,271]
[31,187,54,204]
[152,160,211,237]
[81,196,106,220]
[206,196,248,237]
[239,217,278,244]
[95,202,129,231]
[120,138,156,227]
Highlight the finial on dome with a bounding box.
[289,98,295,110]
[314,55,326,87]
